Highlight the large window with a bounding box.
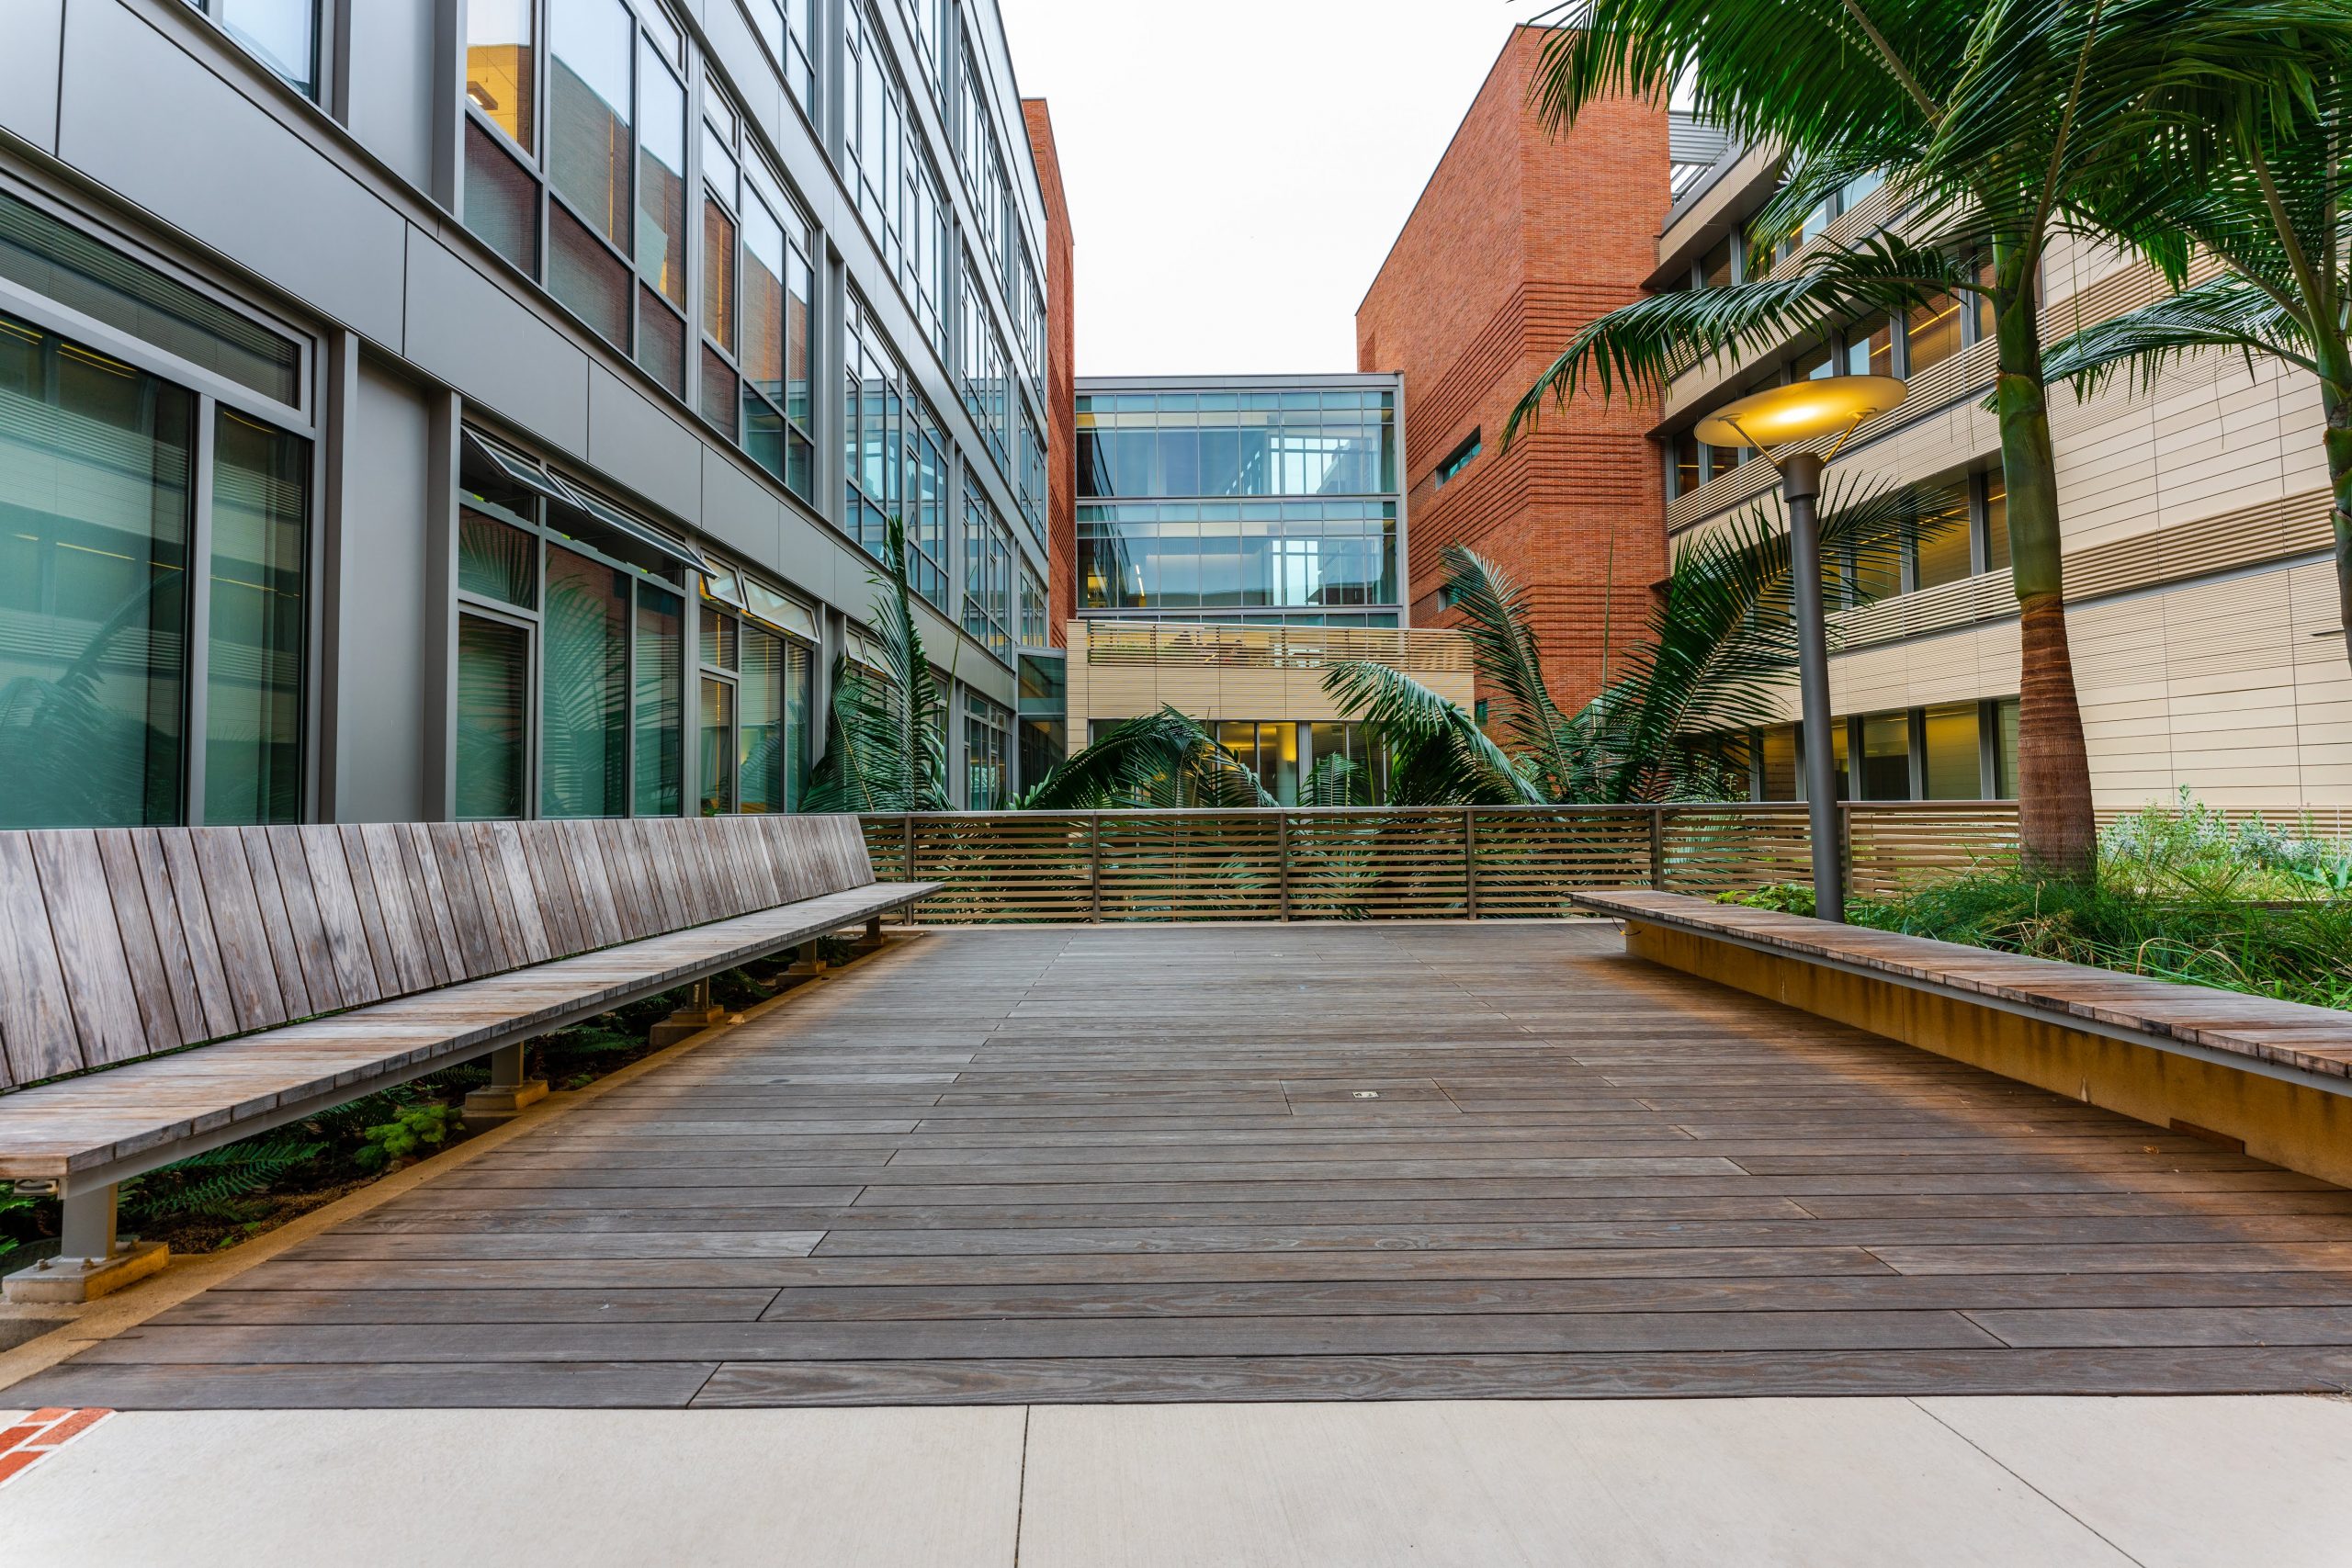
[1079,502,1397,615]
[698,568,816,815]
[747,0,816,118]
[184,0,319,98]
[843,297,949,604]
[847,4,950,357]
[454,432,691,820]
[0,200,312,830]
[1751,698,2021,802]
[964,480,1014,663]
[1078,389,1396,501]
[964,689,1010,809]
[695,92,818,502]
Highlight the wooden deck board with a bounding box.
[17,921,2352,1409]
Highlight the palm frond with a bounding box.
[1301,753,1371,808]
[1320,660,1547,807]
[1433,547,1577,794]
[1504,232,1980,445]
[1012,706,1276,810]
[802,517,950,813]
[2042,273,2318,398]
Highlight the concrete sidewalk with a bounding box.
[3,1395,2347,1566]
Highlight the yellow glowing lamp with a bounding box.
[1694,374,1907,457]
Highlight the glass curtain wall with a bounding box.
[206,412,310,823]
[964,481,1013,662]
[1750,698,2023,802]
[964,689,1011,808]
[461,1,812,499]
[843,297,948,603]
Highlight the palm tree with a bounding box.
[1511,0,2344,875]
[802,518,951,812]
[2042,64,2352,671]
[1326,478,1950,804]
[1012,707,1279,809]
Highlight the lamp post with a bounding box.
[1694,375,1907,924]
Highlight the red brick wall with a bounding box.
[1358,28,1669,718]
[1022,99,1078,647]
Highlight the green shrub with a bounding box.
[354,1104,461,1173]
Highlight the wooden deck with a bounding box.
[18,922,2352,1408]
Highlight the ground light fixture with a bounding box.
[1694,374,1908,923]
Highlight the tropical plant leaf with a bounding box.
[803,516,950,812]
[1013,706,1276,809]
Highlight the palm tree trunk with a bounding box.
[1993,239,2098,878]
[2319,358,2352,675]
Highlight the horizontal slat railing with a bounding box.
[860,803,2050,923]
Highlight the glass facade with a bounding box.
[964,688,1011,808]
[1075,384,1404,626]
[1752,698,2022,802]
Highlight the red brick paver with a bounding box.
[0,1406,111,1487]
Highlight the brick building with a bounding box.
[1358,27,1671,716]
[1023,99,1079,647]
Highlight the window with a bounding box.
[0,284,313,829]
[964,479,1014,663]
[462,0,700,394]
[1791,340,1834,380]
[1983,475,2010,574]
[1906,290,1964,374]
[963,690,1011,808]
[702,582,814,816]
[1020,567,1048,648]
[698,103,817,500]
[1859,712,1912,800]
[749,0,816,116]
[1922,702,1982,800]
[184,0,319,98]
[846,3,949,355]
[1078,502,1397,615]
[1843,314,1895,378]
[454,431,689,820]
[1076,389,1396,501]
[1434,430,1481,489]
[1016,399,1047,543]
[1756,726,1798,800]
[843,296,948,604]
[1909,482,1973,591]
[1994,697,2020,798]
[1668,433,1701,499]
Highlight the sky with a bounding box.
[996,0,1562,378]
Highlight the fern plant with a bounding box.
[119,1134,328,1223]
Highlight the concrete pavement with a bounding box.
[3,1395,2348,1566]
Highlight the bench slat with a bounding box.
[355,824,433,994]
[144,829,238,1042]
[299,826,387,1009]
[95,829,192,1053]
[244,827,326,1018]
[558,818,622,949]
[395,822,463,987]
[187,827,289,1033]
[28,831,149,1070]
[521,822,583,958]
[0,835,82,1088]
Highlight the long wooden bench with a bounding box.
[1573,888,2352,1187]
[0,814,936,1301]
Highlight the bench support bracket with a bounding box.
[784,940,830,980]
[649,978,738,1049]
[3,1184,168,1304]
[462,1042,550,1122]
[854,915,887,954]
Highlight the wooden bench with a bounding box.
[0,815,937,1301]
[1572,889,2352,1188]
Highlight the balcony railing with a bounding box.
[859,803,2026,923]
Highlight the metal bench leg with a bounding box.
[462,1041,550,1121]
[649,977,737,1048]
[784,940,830,980]
[2,1182,169,1304]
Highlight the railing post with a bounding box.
[1464,808,1478,919]
[903,814,919,926]
[1089,812,1103,924]
[1649,807,1667,890]
[1277,811,1292,921]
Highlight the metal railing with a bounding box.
[861,802,2028,923]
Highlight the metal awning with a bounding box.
[461,430,711,576]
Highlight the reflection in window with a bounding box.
[699,676,735,814]
[1984,477,2010,574]
[541,546,630,818]
[1078,502,1396,614]
[633,583,682,816]
[1077,390,1396,502]
[465,0,537,147]
[1922,702,1982,799]
[1909,483,1973,591]
[206,411,309,825]
[1860,712,1911,800]
[1906,291,1963,374]
[0,314,192,827]
[457,614,530,820]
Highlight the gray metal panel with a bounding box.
[696,443,783,563]
[342,0,438,193]
[774,504,846,607]
[56,0,406,345]
[587,364,701,523]
[328,358,435,822]
[0,0,62,153]
[401,225,591,455]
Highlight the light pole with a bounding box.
[1694,375,1906,924]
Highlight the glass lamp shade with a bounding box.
[1694,375,1907,449]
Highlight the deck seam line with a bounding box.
[1907,1396,2152,1566]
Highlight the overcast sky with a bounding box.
[996,0,1561,377]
